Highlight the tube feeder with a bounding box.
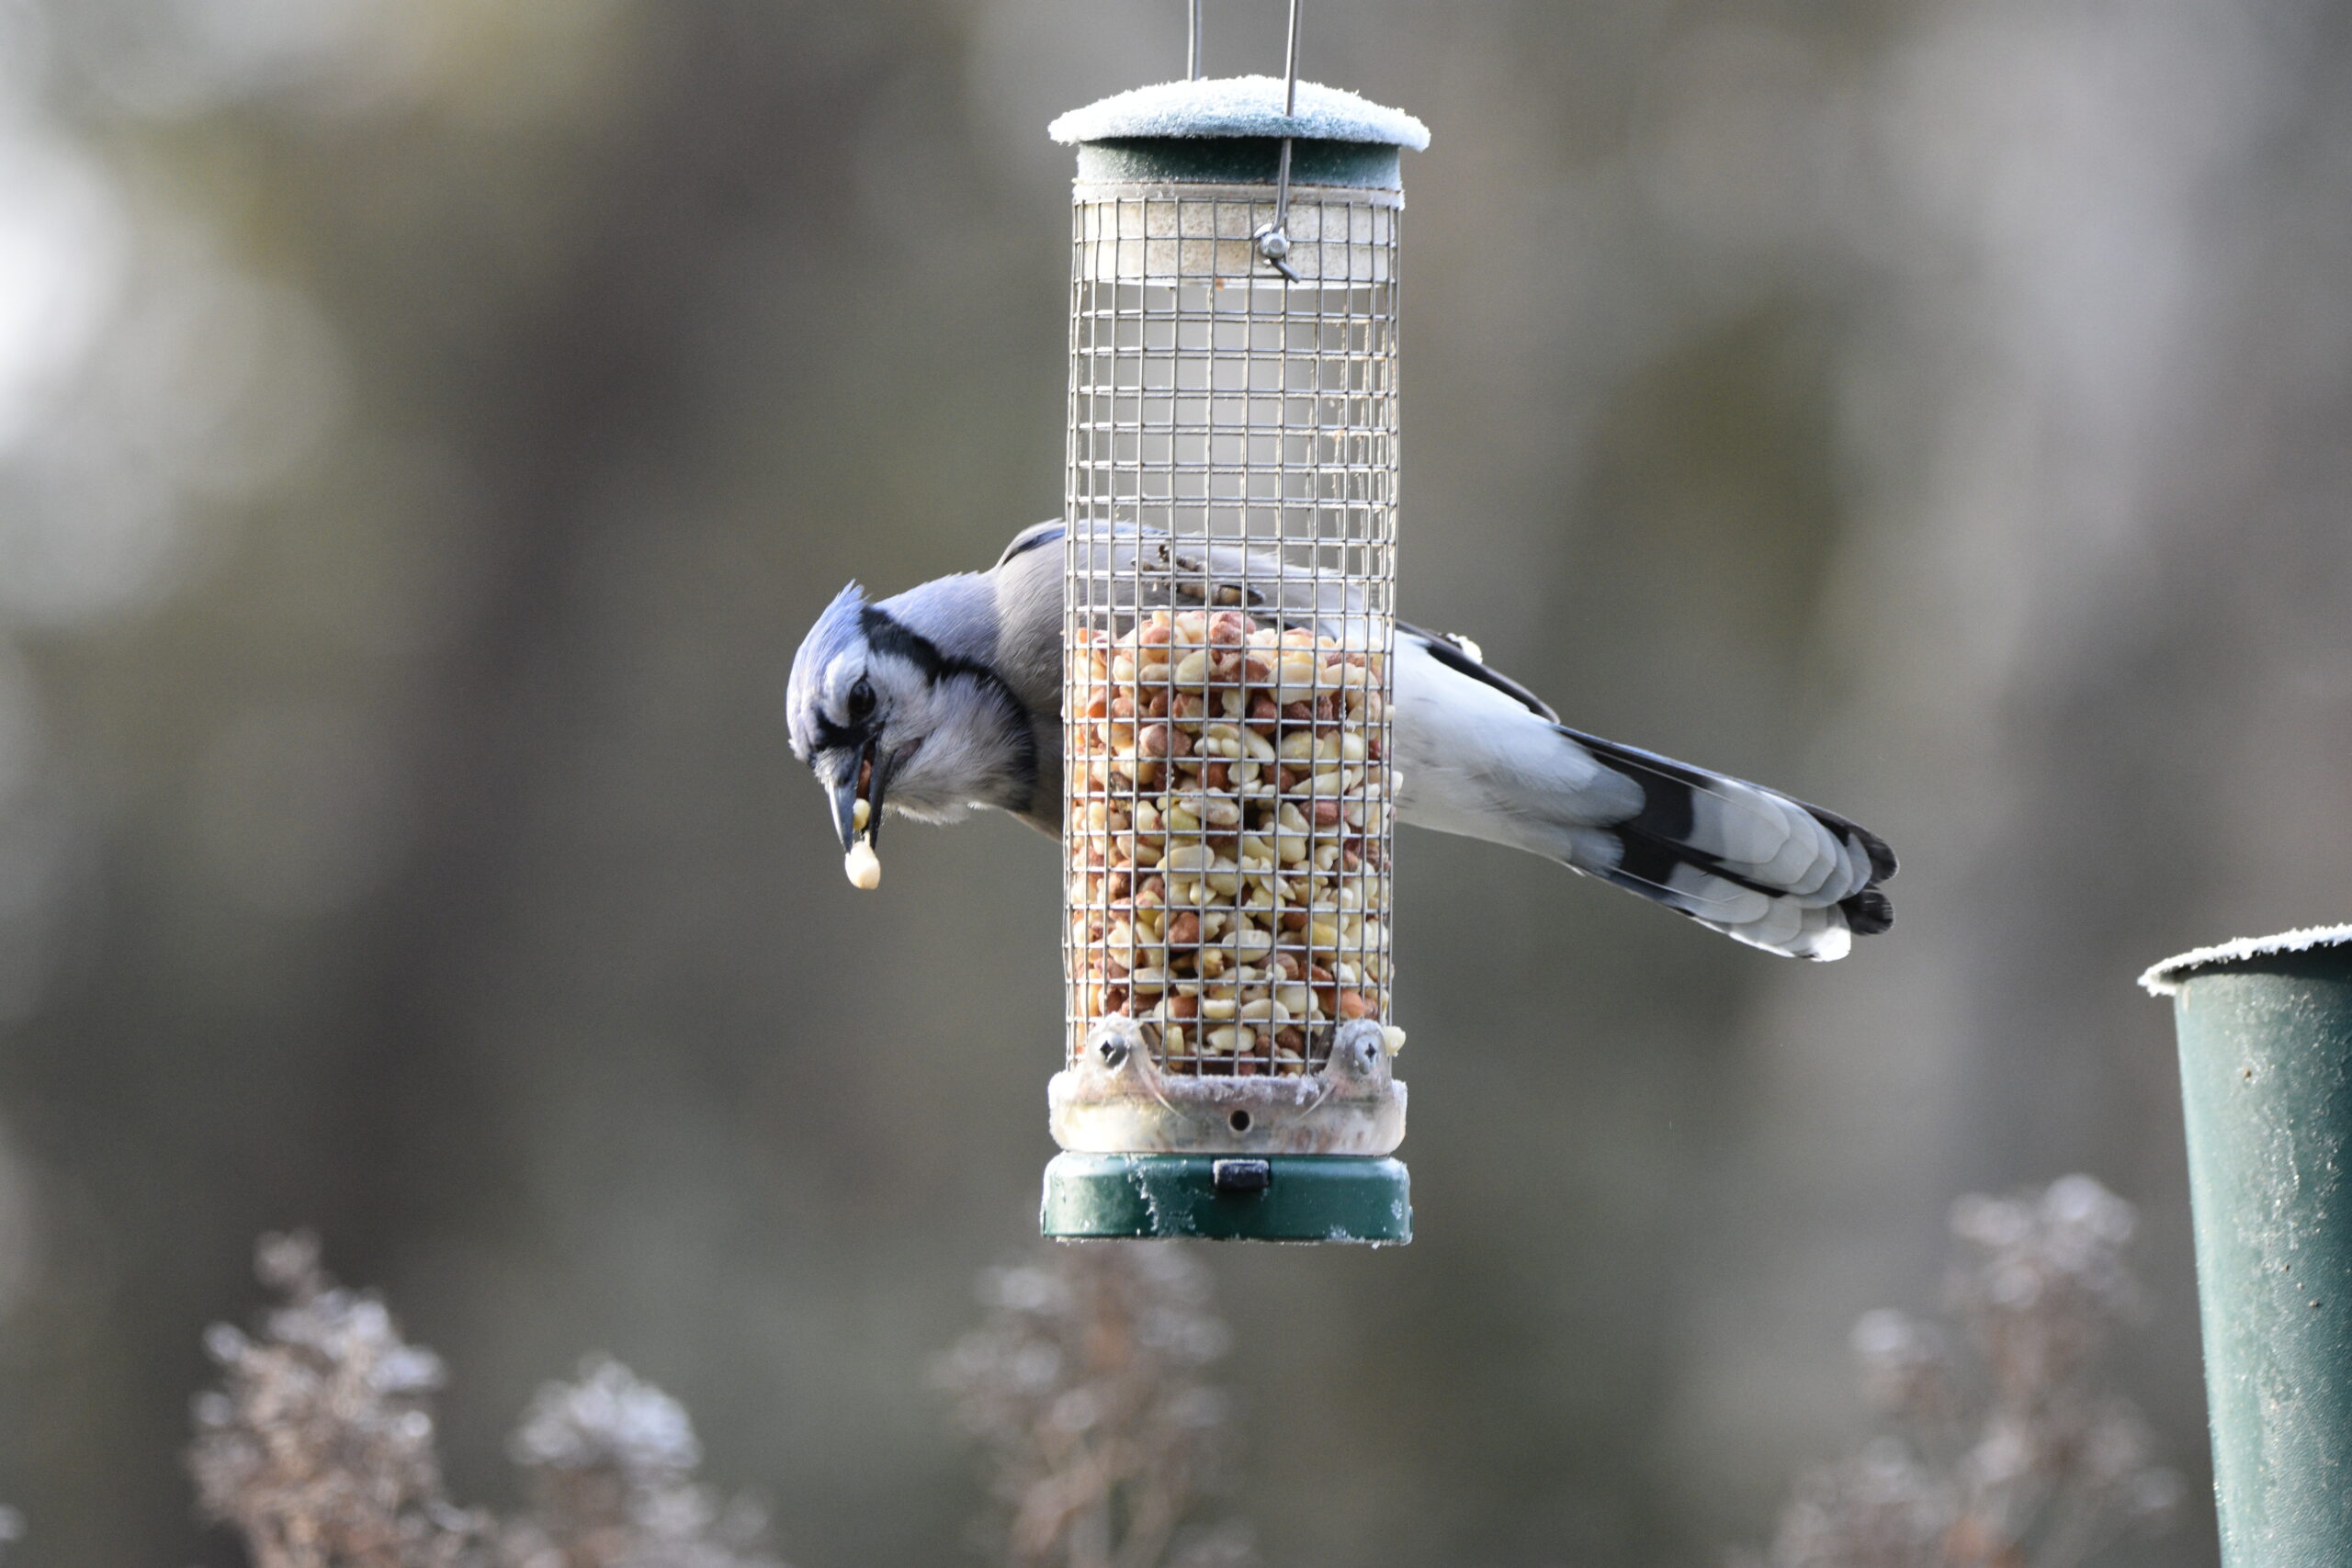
[1041,35,1429,1242]
[2143,923,2352,1564]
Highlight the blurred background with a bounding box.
[0,0,2346,1562]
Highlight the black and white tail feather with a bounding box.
[1391,625,1894,961]
[787,519,1896,963]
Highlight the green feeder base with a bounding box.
[1041,1152,1411,1244]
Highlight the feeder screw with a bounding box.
[1321,1020,1389,1083]
[1085,1015,1148,1073]
[1253,219,1299,282]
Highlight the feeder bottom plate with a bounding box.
[1041,1152,1411,1244]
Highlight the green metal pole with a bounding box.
[2144,925,2352,1567]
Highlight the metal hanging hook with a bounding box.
[1254,0,1303,282]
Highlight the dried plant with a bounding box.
[189,1232,492,1568]
[1736,1176,2186,1568]
[190,1235,786,1568]
[933,1243,1254,1568]
[501,1359,781,1568]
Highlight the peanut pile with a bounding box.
[1068,607,1399,1076]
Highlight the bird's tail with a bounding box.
[1544,728,1895,961]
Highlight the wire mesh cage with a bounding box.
[1063,193,1401,1077]
[1041,73,1428,1240]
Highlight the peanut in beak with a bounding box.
[839,785,881,889]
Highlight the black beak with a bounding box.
[830,735,885,853]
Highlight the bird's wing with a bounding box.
[989,522,1895,957]
[1396,622,1559,722]
[994,519,1064,570]
[986,523,1069,725]
[991,515,1379,711]
[1390,633,1894,960]
[1057,523,1377,644]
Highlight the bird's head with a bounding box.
[787,581,913,856]
[787,581,1035,863]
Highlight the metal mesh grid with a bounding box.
[1061,182,1401,1079]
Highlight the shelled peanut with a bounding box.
[1066,607,1402,1076]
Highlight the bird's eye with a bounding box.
[845,676,876,725]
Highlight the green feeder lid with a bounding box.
[1050,75,1430,189]
[1043,1152,1411,1244]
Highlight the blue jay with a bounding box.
[786,521,1894,960]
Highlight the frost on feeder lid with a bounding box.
[1049,75,1429,188]
[2139,922,2352,995]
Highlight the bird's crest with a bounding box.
[786,581,868,759]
